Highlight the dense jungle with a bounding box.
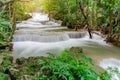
[0,0,120,80]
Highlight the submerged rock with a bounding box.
[69,47,83,54]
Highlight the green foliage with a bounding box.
[40,0,120,34]
[0,17,12,43]
[40,50,110,80]
[1,49,13,72]
[0,2,13,47]
[99,72,111,80]
[0,73,10,80]
[114,25,120,32]
[15,1,35,21]
[40,0,77,28]
[0,48,114,80]
[99,67,120,80]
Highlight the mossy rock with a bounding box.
[0,73,10,80]
[69,47,83,54]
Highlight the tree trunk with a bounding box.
[75,0,78,31]
[10,1,16,40]
[109,0,113,35]
[78,2,92,39]
[13,1,16,34]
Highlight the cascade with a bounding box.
[13,12,120,80]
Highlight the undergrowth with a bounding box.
[0,48,115,80]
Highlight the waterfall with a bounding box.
[13,32,70,42]
[67,32,87,38]
[13,32,89,42]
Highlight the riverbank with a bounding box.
[0,47,111,80]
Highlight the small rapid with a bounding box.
[13,32,88,42]
[13,12,120,80]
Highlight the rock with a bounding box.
[9,68,19,77]
[69,47,83,54]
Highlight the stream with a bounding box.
[13,12,120,80]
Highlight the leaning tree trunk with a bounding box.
[78,2,92,39]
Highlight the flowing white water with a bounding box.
[13,12,120,80]
[99,58,120,80]
[29,13,49,22]
[16,13,61,28]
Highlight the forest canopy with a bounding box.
[0,0,120,48]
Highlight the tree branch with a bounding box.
[0,0,15,7]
